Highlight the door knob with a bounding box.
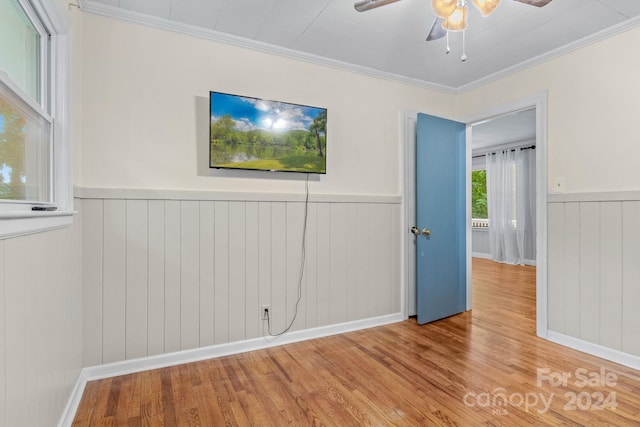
[410,226,431,236]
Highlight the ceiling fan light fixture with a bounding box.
[442,5,467,31]
[431,0,458,18]
[472,0,501,16]
[354,0,402,12]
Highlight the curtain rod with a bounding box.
[472,145,535,159]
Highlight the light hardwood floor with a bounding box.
[73,258,640,426]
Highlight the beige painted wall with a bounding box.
[457,26,640,194]
[69,11,450,369]
[19,2,640,425]
[458,26,640,361]
[74,13,455,196]
[68,4,640,375]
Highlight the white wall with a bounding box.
[0,4,83,426]
[71,11,455,366]
[0,222,83,426]
[458,26,640,194]
[75,13,455,197]
[1,4,631,425]
[472,228,490,257]
[71,5,640,370]
[458,26,640,360]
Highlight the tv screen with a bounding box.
[209,91,327,174]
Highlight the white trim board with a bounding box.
[57,370,89,427]
[548,191,640,203]
[74,186,401,204]
[401,111,417,318]
[57,313,404,427]
[472,254,536,266]
[472,252,492,260]
[546,331,640,371]
[0,214,74,240]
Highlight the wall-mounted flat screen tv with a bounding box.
[209,91,327,174]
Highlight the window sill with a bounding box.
[0,211,76,240]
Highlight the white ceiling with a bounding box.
[471,108,536,151]
[81,0,640,91]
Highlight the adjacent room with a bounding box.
[1,0,640,425]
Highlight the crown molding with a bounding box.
[77,0,456,94]
[33,0,71,33]
[77,1,640,95]
[457,14,640,93]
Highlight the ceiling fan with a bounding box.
[354,0,554,61]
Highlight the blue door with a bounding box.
[415,113,467,324]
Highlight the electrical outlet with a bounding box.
[261,304,270,320]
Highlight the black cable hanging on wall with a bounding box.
[266,173,309,337]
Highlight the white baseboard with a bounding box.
[471,252,492,260]
[58,313,404,427]
[471,253,536,266]
[546,330,640,371]
[57,370,89,427]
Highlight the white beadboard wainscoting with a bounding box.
[77,188,402,367]
[548,192,640,364]
[471,228,491,259]
[0,224,83,427]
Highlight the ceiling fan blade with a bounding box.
[426,17,446,41]
[511,0,553,7]
[354,0,402,12]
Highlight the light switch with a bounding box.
[553,177,565,193]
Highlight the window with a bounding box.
[0,78,51,202]
[471,169,488,226]
[0,0,41,102]
[0,0,72,238]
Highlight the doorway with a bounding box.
[402,94,548,337]
[470,108,537,266]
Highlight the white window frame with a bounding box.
[471,157,489,228]
[0,0,73,239]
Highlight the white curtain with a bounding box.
[486,148,536,265]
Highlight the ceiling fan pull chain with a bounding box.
[446,30,451,54]
[461,28,467,61]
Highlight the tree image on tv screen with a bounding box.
[209,92,327,173]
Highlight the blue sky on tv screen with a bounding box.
[210,92,324,133]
